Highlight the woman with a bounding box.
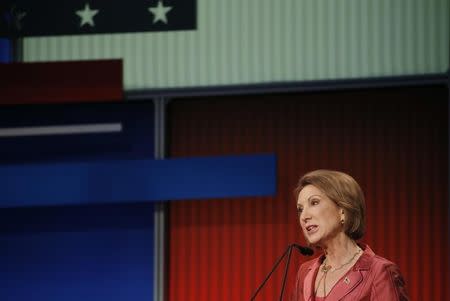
[291,170,409,301]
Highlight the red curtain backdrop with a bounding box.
[167,85,448,301]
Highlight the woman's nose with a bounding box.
[301,212,311,224]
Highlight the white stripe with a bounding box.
[0,123,122,137]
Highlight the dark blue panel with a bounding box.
[1,0,196,37]
[0,203,154,301]
[0,38,11,62]
[0,154,277,207]
[0,102,154,163]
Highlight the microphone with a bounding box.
[250,243,314,301]
[292,243,314,256]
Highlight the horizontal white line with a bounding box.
[0,123,123,137]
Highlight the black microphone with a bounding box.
[250,243,314,301]
[292,243,314,256]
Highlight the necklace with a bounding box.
[315,247,362,299]
[321,247,361,273]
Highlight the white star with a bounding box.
[148,1,173,24]
[75,3,99,27]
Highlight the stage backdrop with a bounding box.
[0,61,155,301]
[22,0,449,89]
[167,85,448,301]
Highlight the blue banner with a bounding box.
[0,154,277,208]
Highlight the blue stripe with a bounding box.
[0,38,11,63]
[0,154,276,207]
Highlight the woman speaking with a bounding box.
[291,170,409,301]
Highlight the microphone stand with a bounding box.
[279,244,294,301]
[250,244,313,301]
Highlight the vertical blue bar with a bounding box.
[0,38,11,63]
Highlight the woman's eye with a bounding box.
[297,208,303,213]
[311,200,319,205]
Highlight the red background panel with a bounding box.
[0,60,123,104]
[167,85,448,301]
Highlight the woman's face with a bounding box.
[296,185,343,246]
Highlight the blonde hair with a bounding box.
[295,169,366,240]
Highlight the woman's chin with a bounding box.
[306,236,320,246]
[306,232,327,246]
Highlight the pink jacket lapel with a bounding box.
[303,259,321,301]
[326,250,372,300]
[302,245,374,301]
[325,270,363,300]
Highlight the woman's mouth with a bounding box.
[305,225,318,234]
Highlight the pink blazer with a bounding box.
[290,244,409,301]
